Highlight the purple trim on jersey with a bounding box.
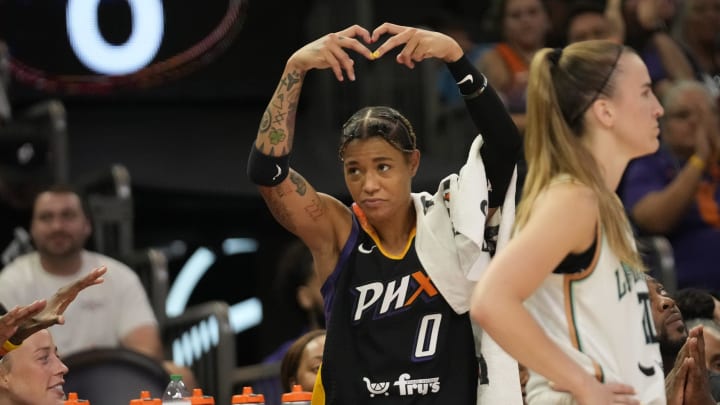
[320,214,359,326]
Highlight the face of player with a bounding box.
[343,136,418,227]
[604,52,664,160]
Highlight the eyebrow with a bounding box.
[371,157,394,163]
[33,347,51,356]
[344,156,395,165]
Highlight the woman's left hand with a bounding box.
[370,23,463,68]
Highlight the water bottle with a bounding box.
[162,374,190,404]
[281,384,312,405]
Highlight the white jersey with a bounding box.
[524,231,665,405]
[0,250,157,356]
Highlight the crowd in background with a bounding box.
[433,0,719,296]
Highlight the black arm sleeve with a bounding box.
[445,56,522,208]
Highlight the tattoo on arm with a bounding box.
[269,128,286,145]
[274,181,294,198]
[271,93,285,110]
[259,109,271,134]
[258,69,304,154]
[290,172,307,196]
[305,198,324,220]
[281,71,301,91]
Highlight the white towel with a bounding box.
[413,134,522,405]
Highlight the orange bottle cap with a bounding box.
[190,388,215,404]
[281,385,312,402]
[129,390,161,405]
[231,387,264,404]
[246,394,265,404]
[231,394,248,404]
[65,392,90,405]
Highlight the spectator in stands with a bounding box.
[0,329,67,405]
[478,0,549,132]
[671,0,720,102]
[279,329,325,393]
[675,287,720,323]
[619,80,720,293]
[0,266,105,352]
[566,0,624,45]
[647,276,690,374]
[646,275,717,404]
[0,185,195,386]
[622,0,695,98]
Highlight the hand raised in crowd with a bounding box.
[666,355,690,405]
[9,266,106,344]
[0,300,47,344]
[370,22,464,67]
[667,326,716,405]
[287,24,373,82]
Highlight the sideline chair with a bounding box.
[62,347,169,405]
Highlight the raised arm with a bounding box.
[447,54,522,209]
[10,266,106,344]
[247,25,374,281]
[0,266,105,355]
[371,23,522,209]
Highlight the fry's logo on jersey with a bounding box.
[363,373,441,397]
[352,271,439,321]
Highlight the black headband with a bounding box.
[570,45,624,125]
[548,48,563,65]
